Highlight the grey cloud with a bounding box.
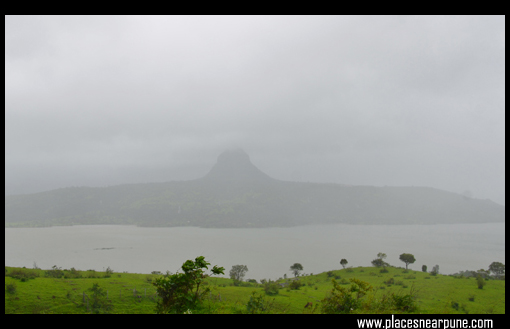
[5,15,505,206]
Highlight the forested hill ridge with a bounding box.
[5,150,505,228]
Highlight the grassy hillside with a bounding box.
[5,265,505,314]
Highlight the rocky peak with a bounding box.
[202,149,274,183]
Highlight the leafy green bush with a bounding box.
[63,267,82,279]
[384,278,395,285]
[87,283,113,314]
[391,290,418,312]
[45,265,64,278]
[321,278,373,314]
[8,268,39,281]
[104,266,114,278]
[289,280,302,290]
[6,282,17,294]
[476,275,486,289]
[263,280,280,295]
[152,256,224,314]
[246,292,277,314]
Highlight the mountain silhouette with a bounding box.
[201,149,275,182]
[5,150,506,228]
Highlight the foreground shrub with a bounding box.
[476,275,486,289]
[321,278,373,314]
[5,282,17,294]
[45,265,64,278]
[152,256,224,314]
[246,292,276,314]
[87,283,113,314]
[289,279,302,290]
[263,280,280,295]
[321,277,419,314]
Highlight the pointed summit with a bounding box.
[202,149,275,182]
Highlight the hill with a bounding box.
[4,265,506,314]
[5,149,505,227]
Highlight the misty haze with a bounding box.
[5,15,505,314]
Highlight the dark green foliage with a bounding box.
[152,256,224,314]
[5,282,17,294]
[87,283,113,314]
[289,280,302,290]
[246,292,280,314]
[385,278,395,285]
[488,261,505,278]
[399,253,416,269]
[340,259,348,269]
[290,263,303,277]
[321,278,373,314]
[390,289,418,312]
[476,275,486,289]
[372,253,389,268]
[64,267,82,279]
[430,265,439,276]
[422,265,427,272]
[263,280,280,295]
[7,268,39,281]
[104,266,114,278]
[45,265,64,278]
[229,265,248,282]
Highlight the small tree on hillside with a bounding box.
[430,265,439,276]
[422,265,427,273]
[476,275,486,289]
[290,263,303,277]
[488,261,505,279]
[88,283,113,314]
[229,265,248,284]
[371,253,389,268]
[399,253,416,270]
[340,259,348,269]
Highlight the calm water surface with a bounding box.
[5,223,505,280]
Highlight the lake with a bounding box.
[4,223,505,281]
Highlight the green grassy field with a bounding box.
[5,265,505,314]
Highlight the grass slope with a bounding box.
[5,266,505,314]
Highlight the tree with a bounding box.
[476,275,486,289]
[488,262,505,279]
[422,265,427,273]
[340,259,348,269]
[430,265,439,276]
[371,253,389,268]
[290,263,303,277]
[399,253,416,270]
[229,265,248,283]
[88,283,113,314]
[152,256,224,314]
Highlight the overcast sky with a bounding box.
[5,15,505,205]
